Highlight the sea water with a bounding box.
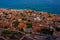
[0,0,60,14]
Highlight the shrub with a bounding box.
[26,20,32,28]
[19,28,24,32]
[39,28,53,35]
[13,20,19,28]
[2,29,11,35]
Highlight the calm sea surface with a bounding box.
[0,0,60,14]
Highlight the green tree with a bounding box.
[13,20,19,28]
[26,20,32,28]
[2,29,11,35]
[39,28,53,35]
[19,28,24,32]
[28,31,32,34]
[26,21,32,28]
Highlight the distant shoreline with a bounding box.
[0,8,60,15]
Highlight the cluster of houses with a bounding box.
[0,8,60,35]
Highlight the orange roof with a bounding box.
[18,22,25,29]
